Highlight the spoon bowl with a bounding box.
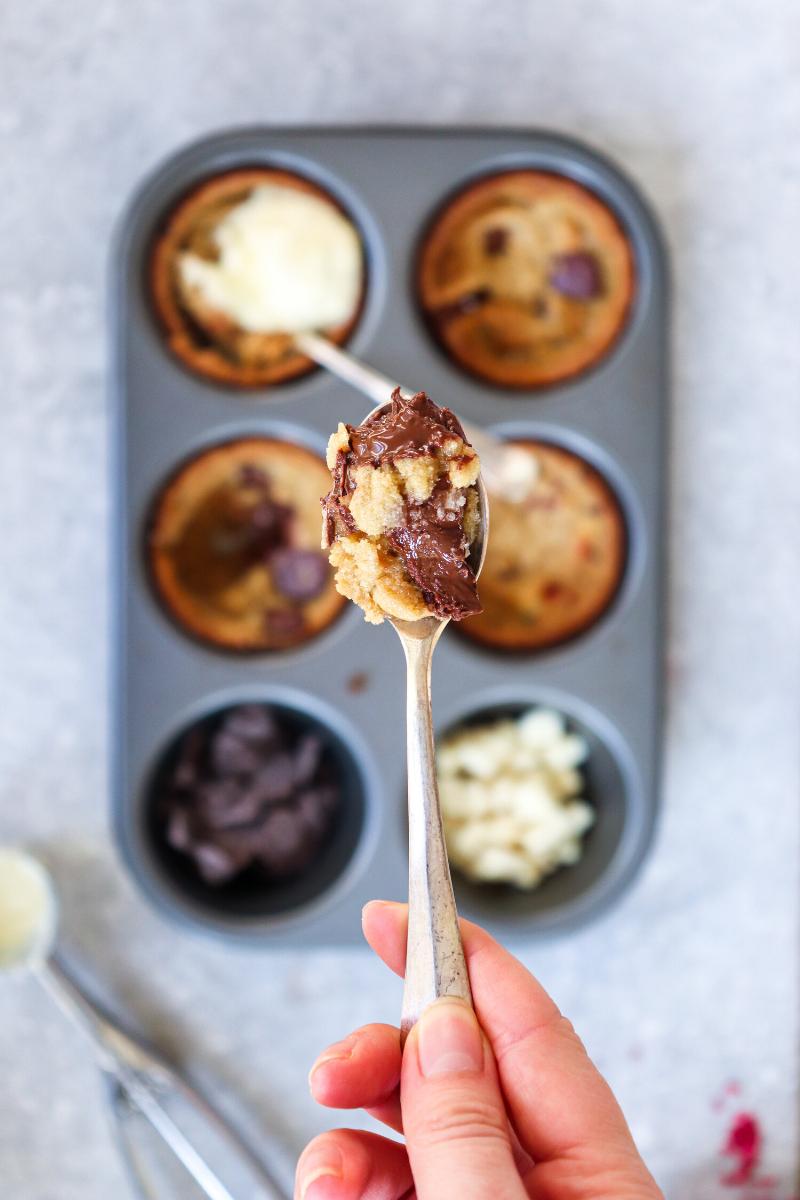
[0,847,57,972]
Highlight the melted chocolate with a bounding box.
[388,476,479,620]
[347,389,467,467]
[322,390,481,621]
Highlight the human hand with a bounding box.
[296,900,662,1200]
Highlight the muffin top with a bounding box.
[147,437,345,651]
[417,170,634,388]
[460,441,626,651]
[150,168,365,387]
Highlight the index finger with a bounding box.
[362,901,644,1170]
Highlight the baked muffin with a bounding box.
[321,390,482,624]
[147,437,346,651]
[459,441,626,651]
[150,168,365,387]
[417,170,635,388]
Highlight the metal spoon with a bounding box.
[348,406,489,1036]
[0,848,287,1200]
[296,331,537,503]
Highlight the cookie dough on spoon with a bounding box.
[321,389,483,624]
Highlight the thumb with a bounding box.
[401,998,528,1200]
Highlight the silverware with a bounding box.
[345,407,489,1036]
[0,849,287,1200]
[295,331,537,503]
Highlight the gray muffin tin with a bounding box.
[111,127,668,945]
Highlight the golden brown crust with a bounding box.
[147,437,346,651]
[458,441,626,651]
[149,168,365,388]
[416,171,635,389]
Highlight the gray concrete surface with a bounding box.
[1,1,798,1196]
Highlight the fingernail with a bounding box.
[362,899,400,917]
[297,1142,343,1198]
[308,1036,356,1089]
[417,997,483,1077]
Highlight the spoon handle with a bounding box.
[295,332,535,503]
[400,634,472,1037]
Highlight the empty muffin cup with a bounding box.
[149,166,367,387]
[435,697,641,933]
[416,169,635,389]
[457,438,628,653]
[145,436,346,653]
[138,699,369,928]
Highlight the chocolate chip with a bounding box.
[249,498,294,559]
[265,608,306,639]
[211,729,264,777]
[432,288,491,324]
[200,778,263,829]
[541,580,565,601]
[222,704,278,746]
[237,463,270,489]
[483,227,509,256]
[257,809,308,875]
[166,807,192,850]
[193,840,250,885]
[244,754,296,806]
[548,251,603,299]
[293,734,323,787]
[296,789,334,836]
[271,548,329,601]
[158,704,341,887]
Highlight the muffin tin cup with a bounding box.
[112,127,667,944]
[115,686,382,942]
[431,688,646,934]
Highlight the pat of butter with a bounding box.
[0,849,55,968]
[179,184,362,334]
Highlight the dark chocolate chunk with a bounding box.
[257,809,309,875]
[293,734,323,786]
[265,608,306,639]
[548,251,603,299]
[244,754,296,806]
[158,703,342,887]
[166,806,192,850]
[271,548,329,601]
[200,778,264,829]
[193,839,250,885]
[211,729,264,777]
[432,288,491,325]
[223,704,279,746]
[249,496,294,559]
[483,226,509,256]
[237,463,270,489]
[296,789,335,836]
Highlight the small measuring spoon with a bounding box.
[0,848,288,1200]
